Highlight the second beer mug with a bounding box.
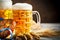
[13,3,40,35]
[0,0,15,38]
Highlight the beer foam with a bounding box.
[0,0,12,9]
[12,3,32,10]
[0,0,12,2]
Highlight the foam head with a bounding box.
[12,3,32,10]
[0,0,12,2]
[0,0,12,9]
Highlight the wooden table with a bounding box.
[38,23,60,40]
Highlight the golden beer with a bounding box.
[13,10,32,34]
[13,3,32,35]
[0,9,14,30]
[0,9,13,19]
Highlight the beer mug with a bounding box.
[13,3,40,35]
[0,0,15,38]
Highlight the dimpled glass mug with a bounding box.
[12,3,40,35]
[0,0,15,38]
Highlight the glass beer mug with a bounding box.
[13,3,40,35]
[0,0,14,38]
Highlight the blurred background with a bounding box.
[12,0,60,23]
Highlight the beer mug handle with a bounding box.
[32,11,41,23]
